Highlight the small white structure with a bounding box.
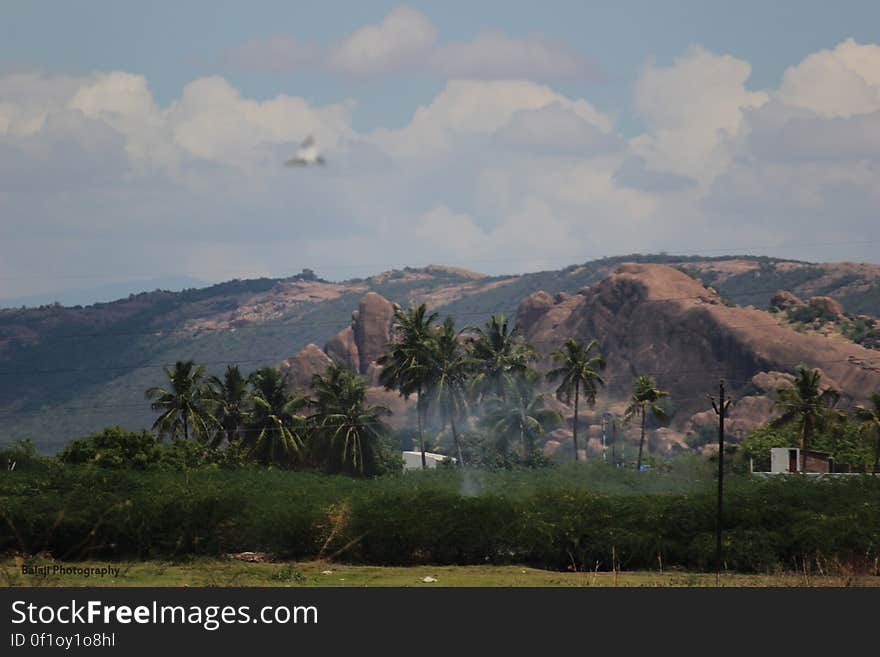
[770,447,798,473]
[769,447,836,474]
[402,451,455,471]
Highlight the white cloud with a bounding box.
[0,73,83,136]
[5,37,880,301]
[165,76,354,169]
[430,30,599,80]
[778,38,880,118]
[371,79,611,162]
[631,46,768,184]
[409,205,489,258]
[494,102,622,155]
[218,6,598,81]
[326,6,436,77]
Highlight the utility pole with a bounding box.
[709,379,732,586]
[601,414,608,462]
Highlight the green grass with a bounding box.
[3,557,878,587]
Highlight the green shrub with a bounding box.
[1,465,878,572]
[58,427,255,471]
[0,439,49,471]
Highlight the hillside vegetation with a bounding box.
[2,255,879,452]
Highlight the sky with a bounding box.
[1,1,880,303]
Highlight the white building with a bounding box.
[769,447,832,473]
[402,451,455,470]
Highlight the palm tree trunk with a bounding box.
[417,388,426,470]
[636,407,646,471]
[572,381,580,462]
[183,412,189,442]
[450,413,465,467]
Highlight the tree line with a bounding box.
[54,304,880,477]
[125,305,676,475]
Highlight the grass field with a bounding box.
[3,558,878,587]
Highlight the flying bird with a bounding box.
[285,135,325,167]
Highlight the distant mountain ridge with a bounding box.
[1,254,879,452]
[0,275,208,309]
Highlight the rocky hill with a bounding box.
[516,263,880,457]
[2,255,879,453]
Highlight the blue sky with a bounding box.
[2,2,880,302]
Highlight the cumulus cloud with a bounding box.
[613,156,698,192]
[165,76,355,168]
[371,79,612,162]
[4,36,880,301]
[326,6,437,77]
[429,30,599,81]
[630,46,768,184]
[494,102,622,155]
[218,6,598,81]
[778,38,880,117]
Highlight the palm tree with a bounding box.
[853,392,880,475]
[206,364,251,448]
[310,364,392,476]
[547,338,606,461]
[246,366,308,467]
[466,314,537,403]
[146,360,217,442]
[624,375,670,472]
[377,304,438,470]
[481,376,563,463]
[772,366,841,473]
[427,317,472,466]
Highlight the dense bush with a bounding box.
[737,424,874,472]
[1,464,877,572]
[0,439,49,471]
[58,427,255,470]
[843,317,880,350]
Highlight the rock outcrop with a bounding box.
[280,292,415,427]
[325,292,398,375]
[352,292,397,371]
[769,290,804,312]
[280,343,333,390]
[516,263,880,428]
[325,326,360,373]
[808,296,845,317]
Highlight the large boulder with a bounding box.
[514,263,880,423]
[769,290,804,312]
[325,326,360,372]
[353,292,397,374]
[518,291,555,330]
[280,343,333,390]
[750,371,795,394]
[365,386,414,429]
[323,292,397,375]
[808,296,844,317]
[727,396,777,438]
